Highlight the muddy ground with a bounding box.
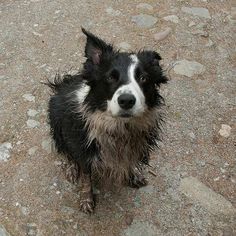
[0,0,235,235]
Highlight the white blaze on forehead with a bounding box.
[107,54,146,116]
[76,82,90,103]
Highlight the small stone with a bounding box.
[54,160,62,166]
[0,75,7,80]
[219,124,231,138]
[56,191,60,195]
[220,168,226,174]
[163,15,179,23]
[0,142,12,162]
[27,119,40,128]
[28,146,38,155]
[123,220,160,236]
[131,14,158,28]
[23,94,35,102]
[192,29,209,37]
[214,177,220,182]
[174,59,206,77]
[154,27,172,41]
[189,132,196,139]
[136,3,153,11]
[224,162,229,167]
[32,31,42,37]
[0,224,11,236]
[188,21,196,27]
[41,138,52,153]
[117,42,131,51]
[181,6,211,19]
[180,176,236,215]
[106,7,121,16]
[205,39,214,47]
[139,185,154,194]
[21,206,29,215]
[27,109,39,117]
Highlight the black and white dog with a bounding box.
[48,28,167,213]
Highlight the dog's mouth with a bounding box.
[119,113,132,118]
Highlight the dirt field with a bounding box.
[0,0,235,235]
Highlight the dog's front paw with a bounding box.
[129,172,148,188]
[80,197,95,214]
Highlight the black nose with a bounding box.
[118,94,136,110]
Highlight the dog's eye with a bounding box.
[107,70,119,82]
[139,75,146,83]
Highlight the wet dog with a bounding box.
[47,28,167,213]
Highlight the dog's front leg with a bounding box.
[79,168,94,214]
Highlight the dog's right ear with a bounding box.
[81,27,113,65]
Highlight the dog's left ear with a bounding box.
[82,27,113,65]
[138,50,168,85]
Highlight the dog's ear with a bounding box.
[138,50,168,85]
[82,27,113,65]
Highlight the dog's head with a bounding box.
[80,28,168,118]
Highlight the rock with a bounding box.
[123,220,160,236]
[163,15,179,24]
[41,138,52,153]
[23,94,35,102]
[28,146,38,156]
[105,7,121,16]
[188,21,196,27]
[0,142,12,162]
[27,119,40,128]
[191,29,209,37]
[117,42,131,50]
[27,109,39,117]
[219,124,231,138]
[154,27,172,41]
[174,60,206,77]
[139,185,154,194]
[205,39,214,47]
[136,3,153,11]
[131,14,157,28]
[181,7,211,19]
[180,177,236,215]
[26,223,38,236]
[0,224,11,236]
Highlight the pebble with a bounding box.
[188,21,196,27]
[205,39,214,47]
[180,176,236,215]
[105,7,121,16]
[32,31,42,37]
[163,15,179,24]
[28,146,38,155]
[192,29,209,37]
[131,14,157,28]
[0,142,12,162]
[123,220,159,236]
[174,59,206,77]
[0,224,11,236]
[41,138,52,153]
[219,124,231,138]
[27,119,40,128]
[23,94,35,102]
[154,27,171,41]
[27,109,39,117]
[181,6,211,19]
[117,42,131,50]
[136,3,153,11]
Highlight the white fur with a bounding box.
[107,54,146,116]
[76,82,90,104]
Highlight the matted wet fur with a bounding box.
[47,28,168,213]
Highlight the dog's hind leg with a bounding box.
[79,168,95,214]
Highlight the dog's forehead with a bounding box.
[111,53,139,76]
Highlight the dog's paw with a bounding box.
[80,198,95,214]
[129,172,148,188]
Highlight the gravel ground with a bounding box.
[0,0,235,235]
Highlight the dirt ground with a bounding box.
[0,0,235,235]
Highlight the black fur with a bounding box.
[47,28,167,211]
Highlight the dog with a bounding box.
[47,28,168,213]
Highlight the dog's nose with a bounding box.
[118,94,136,110]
